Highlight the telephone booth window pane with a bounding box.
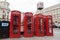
[13,16,18,34]
[49,19,52,33]
[39,18,42,33]
[27,17,31,34]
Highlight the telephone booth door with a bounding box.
[36,14,44,36]
[10,10,21,38]
[24,12,34,37]
[46,15,53,36]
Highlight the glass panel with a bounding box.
[13,16,18,34]
[27,17,31,34]
[39,18,42,33]
[49,19,52,33]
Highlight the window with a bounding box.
[3,10,5,13]
[54,15,55,18]
[58,22,60,24]
[7,16,8,19]
[55,21,57,23]
[7,12,9,13]
[2,15,5,19]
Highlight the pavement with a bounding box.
[0,28,60,40]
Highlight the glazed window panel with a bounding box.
[27,17,32,34]
[13,16,18,34]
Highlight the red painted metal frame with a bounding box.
[24,12,34,37]
[46,15,53,36]
[36,14,44,36]
[10,10,21,38]
[34,14,38,35]
[43,16,47,36]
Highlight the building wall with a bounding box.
[41,4,60,27]
[0,1,10,21]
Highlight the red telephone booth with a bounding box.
[46,15,53,36]
[36,14,44,36]
[24,12,34,37]
[10,10,21,38]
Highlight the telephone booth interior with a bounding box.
[10,10,21,38]
[46,15,53,36]
[36,14,44,36]
[24,12,34,37]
